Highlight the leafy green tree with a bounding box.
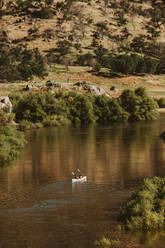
[68,94,96,124]
[110,53,140,74]
[120,88,159,121]
[94,95,129,123]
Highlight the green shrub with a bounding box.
[68,93,96,124]
[77,53,93,66]
[143,56,158,74]
[0,126,26,165]
[18,120,35,131]
[110,53,158,75]
[120,177,165,230]
[0,47,47,81]
[93,63,101,72]
[94,96,129,123]
[0,110,14,125]
[94,236,120,248]
[157,98,165,108]
[12,88,159,126]
[119,87,159,121]
[110,53,140,74]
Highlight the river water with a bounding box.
[0,114,165,248]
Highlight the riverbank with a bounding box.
[0,86,160,165]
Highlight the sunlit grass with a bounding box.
[94,236,120,248]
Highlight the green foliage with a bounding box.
[0,109,14,125]
[15,0,54,19]
[94,96,129,123]
[77,53,93,66]
[110,53,159,74]
[0,47,47,81]
[93,63,101,72]
[110,53,140,74]
[18,120,36,131]
[94,236,120,248]
[119,87,159,121]
[67,93,96,124]
[143,56,158,74]
[94,44,108,65]
[0,126,26,165]
[12,87,159,126]
[120,177,165,230]
[9,93,22,111]
[156,97,165,108]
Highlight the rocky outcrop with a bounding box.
[0,96,12,113]
[45,81,67,89]
[73,81,109,96]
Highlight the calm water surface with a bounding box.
[0,115,165,248]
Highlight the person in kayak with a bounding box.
[74,169,82,179]
[75,173,82,179]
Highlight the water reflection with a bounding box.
[0,115,165,247]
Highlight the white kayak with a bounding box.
[72,176,87,183]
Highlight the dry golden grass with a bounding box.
[0,0,165,98]
[35,65,165,98]
[1,0,159,54]
[0,64,164,99]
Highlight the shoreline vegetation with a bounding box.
[10,86,159,127]
[0,86,162,166]
[120,177,165,231]
[0,126,26,166]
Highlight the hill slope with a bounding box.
[1,0,165,81]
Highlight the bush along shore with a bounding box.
[8,86,159,130]
[120,177,165,231]
[0,126,26,166]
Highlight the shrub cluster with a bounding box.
[94,236,120,248]
[14,0,55,19]
[156,97,165,108]
[0,109,14,125]
[0,47,47,81]
[0,126,26,165]
[75,51,165,75]
[9,87,159,127]
[120,177,165,230]
[110,53,158,74]
[120,87,159,121]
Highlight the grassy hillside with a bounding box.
[1,0,165,82]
